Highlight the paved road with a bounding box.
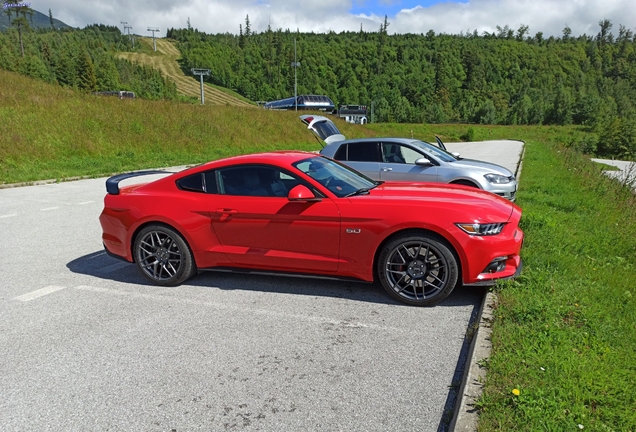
[592,158,636,191]
[0,142,522,431]
[445,140,524,175]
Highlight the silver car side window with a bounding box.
[399,146,424,164]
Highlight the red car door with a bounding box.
[210,166,341,273]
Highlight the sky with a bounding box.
[32,0,636,39]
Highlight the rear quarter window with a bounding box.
[177,173,204,192]
[347,142,380,162]
[176,172,218,194]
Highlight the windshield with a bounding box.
[411,140,458,163]
[293,156,377,198]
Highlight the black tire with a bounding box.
[133,225,196,286]
[377,232,459,306]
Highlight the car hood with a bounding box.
[361,181,515,220]
[447,158,514,177]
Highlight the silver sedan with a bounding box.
[301,115,518,201]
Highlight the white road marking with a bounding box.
[77,201,94,205]
[97,261,131,274]
[14,285,67,302]
[0,213,17,219]
[40,207,59,211]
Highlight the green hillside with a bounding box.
[0,67,596,185]
[0,69,369,184]
[0,24,178,100]
[168,22,636,159]
[117,37,254,107]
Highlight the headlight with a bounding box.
[456,222,506,236]
[484,173,513,184]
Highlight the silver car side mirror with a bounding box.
[452,152,461,158]
[415,157,433,166]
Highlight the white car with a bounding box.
[301,115,518,201]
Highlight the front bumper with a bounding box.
[487,182,518,202]
[464,258,523,287]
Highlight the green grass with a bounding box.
[0,69,366,184]
[477,144,636,430]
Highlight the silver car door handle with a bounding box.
[381,167,393,172]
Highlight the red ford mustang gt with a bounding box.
[100,151,523,306]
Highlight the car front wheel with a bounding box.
[133,225,196,286]
[377,232,459,306]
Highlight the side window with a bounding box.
[203,171,218,194]
[400,146,425,164]
[347,142,380,162]
[177,173,205,193]
[218,165,300,197]
[382,143,405,163]
[382,143,424,164]
[177,171,218,194]
[333,144,347,161]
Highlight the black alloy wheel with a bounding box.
[377,232,459,306]
[133,225,196,286]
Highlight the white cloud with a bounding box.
[36,0,636,38]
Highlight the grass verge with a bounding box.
[476,143,636,430]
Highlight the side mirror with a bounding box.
[415,157,433,166]
[288,185,322,202]
[451,152,461,158]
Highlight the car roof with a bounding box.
[192,151,320,171]
[324,137,430,149]
[336,137,425,145]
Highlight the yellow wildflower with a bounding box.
[512,388,520,396]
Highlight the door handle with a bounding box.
[216,208,238,214]
[381,167,393,172]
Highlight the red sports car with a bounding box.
[100,152,523,306]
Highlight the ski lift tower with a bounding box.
[147,27,159,51]
[124,25,134,48]
[191,68,210,105]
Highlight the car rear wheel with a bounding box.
[377,232,459,306]
[133,225,196,286]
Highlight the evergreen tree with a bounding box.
[244,15,251,37]
[77,51,97,91]
[48,8,55,30]
[11,16,29,57]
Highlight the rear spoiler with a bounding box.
[105,170,174,195]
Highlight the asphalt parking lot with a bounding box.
[0,141,523,431]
